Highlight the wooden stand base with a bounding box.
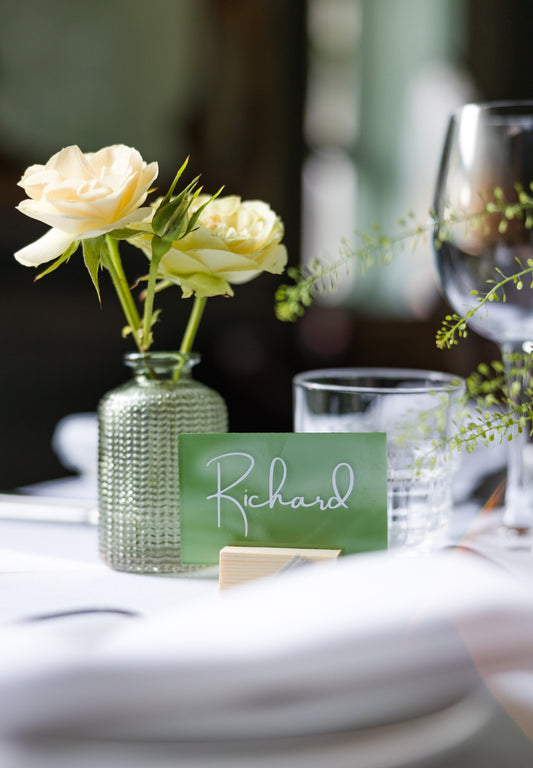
[219,545,341,590]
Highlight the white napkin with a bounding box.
[52,412,98,478]
[21,413,98,500]
[0,548,532,752]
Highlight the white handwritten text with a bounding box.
[205,452,355,536]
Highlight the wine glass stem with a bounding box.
[501,341,533,530]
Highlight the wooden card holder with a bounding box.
[219,545,341,590]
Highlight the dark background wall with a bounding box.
[1,0,532,490]
[0,0,306,489]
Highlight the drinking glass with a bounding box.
[434,101,533,535]
[293,368,465,550]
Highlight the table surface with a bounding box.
[1,493,533,768]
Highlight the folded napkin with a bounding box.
[0,550,532,766]
[52,412,98,479]
[21,413,98,500]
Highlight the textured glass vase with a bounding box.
[98,352,228,574]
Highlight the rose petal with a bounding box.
[48,145,93,179]
[16,201,153,237]
[131,194,287,297]
[16,145,158,236]
[81,206,156,238]
[14,228,75,267]
[259,243,288,273]
[178,273,234,298]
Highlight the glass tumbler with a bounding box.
[293,368,465,549]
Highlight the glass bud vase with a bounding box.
[98,352,228,574]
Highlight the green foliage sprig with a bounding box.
[275,214,429,321]
[435,258,533,349]
[449,355,533,451]
[435,182,533,350]
[437,180,533,449]
[275,182,533,452]
[275,182,533,326]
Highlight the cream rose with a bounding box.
[133,194,287,297]
[15,144,158,267]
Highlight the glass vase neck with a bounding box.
[124,352,200,383]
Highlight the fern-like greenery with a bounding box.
[275,184,533,451]
[434,257,533,351]
[276,182,533,324]
[275,213,428,322]
[450,356,533,453]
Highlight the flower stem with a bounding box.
[141,249,161,352]
[103,236,143,352]
[180,295,207,355]
[172,295,207,383]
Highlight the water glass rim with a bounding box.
[293,367,465,395]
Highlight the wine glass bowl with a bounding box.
[435,102,533,343]
[433,101,533,537]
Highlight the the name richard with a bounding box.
[205,452,355,536]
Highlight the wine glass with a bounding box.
[433,101,533,541]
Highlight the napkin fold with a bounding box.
[0,550,532,746]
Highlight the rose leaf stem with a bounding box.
[180,295,207,355]
[174,295,207,382]
[141,249,163,352]
[103,236,143,353]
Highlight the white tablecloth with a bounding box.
[1,494,533,768]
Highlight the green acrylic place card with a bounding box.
[178,432,387,564]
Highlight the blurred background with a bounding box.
[0,0,532,490]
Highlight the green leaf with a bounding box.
[82,237,104,303]
[151,157,200,240]
[151,234,172,264]
[152,177,201,239]
[34,240,80,281]
[152,163,190,235]
[159,157,190,208]
[159,193,197,240]
[187,186,223,232]
[106,227,145,240]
